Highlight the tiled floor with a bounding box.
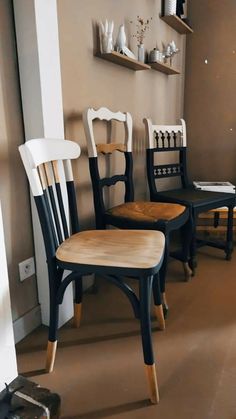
[16,247,236,418]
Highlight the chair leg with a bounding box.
[74,277,83,328]
[189,212,197,275]
[183,262,192,281]
[139,277,159,404]
[74,303,82,328]
[154,305,165,331]
[181,216,193,281]
[159,239,169,318]
[145,364,159,404]
[46,278,60,373]
[225,206,234,260]
[46,340,58,373]
[152,274,165,330]
[161,292,169,318]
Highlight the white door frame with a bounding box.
[0,202,17,391]
[13,0,74,326]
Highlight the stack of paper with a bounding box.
[193,181,235,193]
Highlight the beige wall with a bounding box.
[57,0,187,225]
[0,1,37,321]
[185,0,236,184]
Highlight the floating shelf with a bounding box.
[96,51,151,71]
[160,15,193,34]
[149,61,180,75]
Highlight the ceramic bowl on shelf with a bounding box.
[149,48,163,63]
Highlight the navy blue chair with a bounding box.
[144,118,235,274]
[19,137,166,404]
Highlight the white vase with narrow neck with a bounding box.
[116,24,126,52]
[137,44,145,62]
[165,0,177,15]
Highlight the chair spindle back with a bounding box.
[19,138,81,260]
[144,118,189,198]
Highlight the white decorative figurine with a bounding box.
[162,40,179,65]
[99,20,114,53]
[116,24,127,53]
[116,23,136,59]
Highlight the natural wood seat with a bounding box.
[107,201,186,223]
[56,230,165,269]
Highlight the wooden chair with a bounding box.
[83,107,192,318]
[144,118,235,273]
[19,137,167,404]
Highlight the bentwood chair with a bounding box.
[144,118,235,273]
[19,138,166,404]
[83,107,192,317]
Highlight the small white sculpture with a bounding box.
[99,20,114,53]
[116,24,127,53]
[116,24,136,59]
[162,40,179,65]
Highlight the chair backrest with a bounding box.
[83,107,134,227]
[19,138,81,261]
[144,118,189,198]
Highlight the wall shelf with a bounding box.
[149,61,180,75]
[96,51,151,71]
[160,15,193,34]
[96,51,179,75]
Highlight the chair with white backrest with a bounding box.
[19,137,167,404]
[144,117,235,273]
[83,107,193,319]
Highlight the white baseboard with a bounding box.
[13,304,42,344]
[13,277,94,343]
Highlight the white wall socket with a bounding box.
[19,257,35,282]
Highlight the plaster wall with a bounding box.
[0,1,37,322]
[57,0,187,220]
[185,0,236,184]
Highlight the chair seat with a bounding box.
[56,229,165,270]
[156,187,235,209]
[106,201,186,223]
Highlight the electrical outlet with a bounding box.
[19,257,35,282]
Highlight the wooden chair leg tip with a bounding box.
[46,340,57,373]
[74,302,82,328]
[145,364,159,404]
[154,304,165,331]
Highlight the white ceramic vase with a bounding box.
[137,44,145,62]
[99,20,114,53]
[165,0,177,15]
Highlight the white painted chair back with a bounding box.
[144,118,187,149]
[19,138,80,196]
[83,107,133,157]
[19,138,81,247]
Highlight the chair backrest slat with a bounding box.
[99,174,127,188]
[153,163,183,179]
[96,142,127,155]
[43,162,64,244]
[19,138,81,259]
[52,161,70,239]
